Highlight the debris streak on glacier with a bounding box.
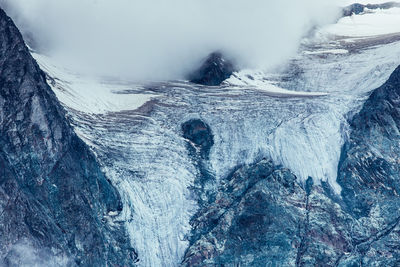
[33,25,400,267]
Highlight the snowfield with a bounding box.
[32,53,156,114]
[326,7,400,37]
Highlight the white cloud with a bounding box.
[1,239,72,267]
[2,0,341,81]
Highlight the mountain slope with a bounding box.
[6,1,400,266]
[337,65,400,266]
[182,65,400,266]
[0,7,136,266]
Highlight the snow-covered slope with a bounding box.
[32,53,156,114]
[32,3,400,265]
[327,7,400,37]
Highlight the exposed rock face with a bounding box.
[0,7,136,266]
[181,120,353,266]
[182,119,216,207]
[342,2,400,17]
[337,65,400,266]
[182,158,353,266]
[189,52,236,86]
[182,119,214,160]
[182,65,400,266]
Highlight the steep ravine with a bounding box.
[0,7,136,266]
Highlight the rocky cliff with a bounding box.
[0,7,135,266]
[337,65,400,266]
[189,52,236,86]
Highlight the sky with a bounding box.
[1,0,341,81]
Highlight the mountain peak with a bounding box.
[189,51,236,86]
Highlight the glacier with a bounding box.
[27,4,400,266]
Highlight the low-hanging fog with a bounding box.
[1,0,340,81]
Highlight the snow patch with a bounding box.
[303,49,349,55]
[225,70,328,96]
[324,7,400,37]
[32,53,155,114]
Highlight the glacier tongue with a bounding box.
[31,11,400,266]
[65,108,199,267]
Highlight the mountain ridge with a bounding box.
[0,7,136,266]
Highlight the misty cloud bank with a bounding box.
[1,239,72,267]
[2,0,340,81]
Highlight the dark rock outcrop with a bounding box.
[337,65,400,266]
[182,119,216,207]
[0,7,136,266]
[182,119,214,160]
[342,2,400,17]
[182,159,352,266]
[189,52,236,86]
[338,65,400,219]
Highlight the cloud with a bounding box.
[1,0,341,81]
[1,239,72,267]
